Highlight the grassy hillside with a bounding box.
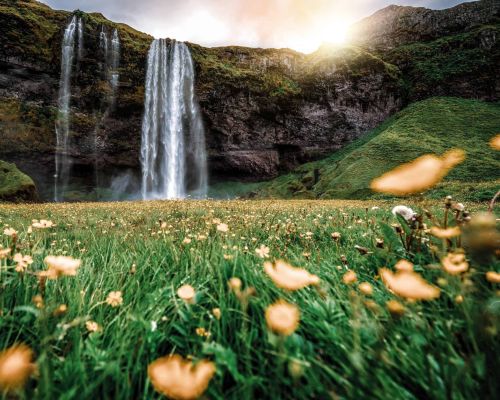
[253,97,500,201]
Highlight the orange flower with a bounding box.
[85,321,101,333]
[342,270,357,285]
[13,254,33,273]
[441,253,469,275]
[0,344,35,391]
[429,226,461,239]
[386,300,405,316]
[148,355,216,400]
[212,308,221,320]
[370,149,465,195]
[106,291,123,307]
[177,285,196,303]
[380,268,440,300]
[264,260,319,290]
[265,300,300,336]
[394,260,414,272]
[228,277,242,291]
[255,245,270,258]
[359,282,373,296]
[31,219,54,229]
[216,223,229,233]
[486,271,500,283]
[0,248,11,259]
[39,256,81,279]
[490,134,500,151]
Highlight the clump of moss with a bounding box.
[0,161,37,202]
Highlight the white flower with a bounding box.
[392,206,416,221]
[151,321,158,332]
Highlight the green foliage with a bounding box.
[386,24,500,100]
[253,97,500,200]
[0,160,36,202]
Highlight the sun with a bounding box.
[289,17,351,53]
[320,20,350,45]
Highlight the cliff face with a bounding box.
[349,0,500,51]
[0,0,498,200]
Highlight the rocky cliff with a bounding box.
[0,0,498,200]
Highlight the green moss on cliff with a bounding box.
[190,43,401,99]
[0,0,66,65]
[0,160,37,202]
[253,97,500,201]
[386,24,500,100]
[0,98,56,154]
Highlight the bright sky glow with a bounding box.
[40,0,472,53]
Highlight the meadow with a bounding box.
[0,198,498,399]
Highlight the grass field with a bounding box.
[0,199,498,399]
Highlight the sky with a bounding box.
[40,0,472,53]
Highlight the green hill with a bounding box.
[253,97,500,201]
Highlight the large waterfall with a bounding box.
[140,39,208,200]
[54,16,84,202]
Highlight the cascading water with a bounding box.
[94,27,121,194]
[109,29,120,99]
[140,39,208,200]
[54,16,83,202]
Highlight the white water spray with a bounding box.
[140,39,207,200]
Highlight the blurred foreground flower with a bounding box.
[39,256,81,279]
[380,268,440,300]
[490,134,500,150]
[395,260,414,272]
[441,253,469,275]
[264,260,319,290]
[265,300,300,336]
[106,291,123,307]
[177,284,196,304]
[0,344,35,392]
[359,282,373,296]
[386,300,406,317]
[371,149,465,195]
[430,226,461,239]
[342,270,357,285]
[486,271,500,284]
[148,355,216,400]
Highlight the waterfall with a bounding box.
[54,16,83,202]
[110,29,120,99]
[140,39,208,200]
[94,27,120,195]
[99,27,120,102]
[77,18,84,61]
